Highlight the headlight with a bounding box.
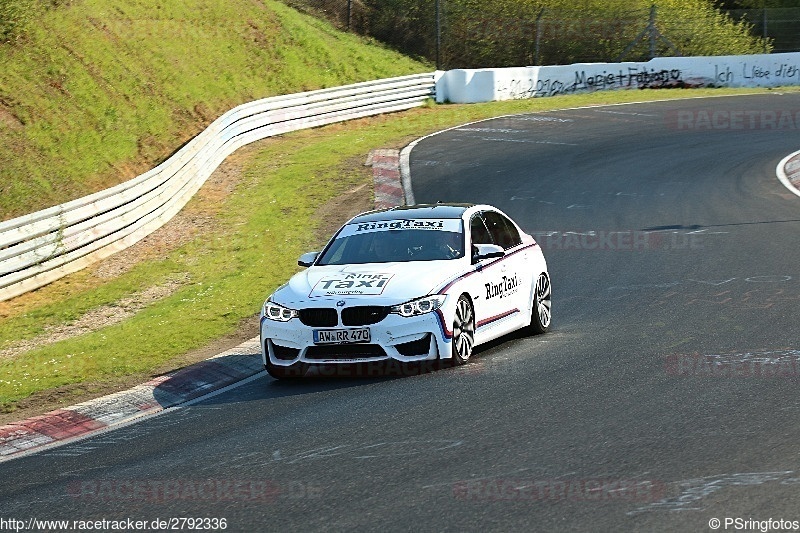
[262,300,299,322]
[390,295,446,317]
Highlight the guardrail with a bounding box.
[0,73,437,302]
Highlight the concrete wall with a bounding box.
[436,53,800,103]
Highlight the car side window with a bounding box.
[470,214,493,246]
[483,211,522,250]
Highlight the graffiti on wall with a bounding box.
[496,66,689,99]
[439,53,800,103]
[494,59,800,99]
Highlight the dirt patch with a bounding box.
[0,274,189,360]
[313,181,373,243]
[94,145,253,280]
[0,103,23,130]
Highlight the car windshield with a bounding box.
[316,219,465,265]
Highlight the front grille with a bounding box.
[341,306,390,326]
[395,334,431,357]
[299,308,338,327]
[305,344,387,360]
[270,341,300,361]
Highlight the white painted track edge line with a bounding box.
[0,371,267,463]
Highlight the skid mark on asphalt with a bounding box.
[607,276,792,291]
[557,276,800,310]
[628,470,799,514]
[509,115,575,123]
[595,110,658,117]
[38,410,208,458]
[273,439,464,464]
[203,440,465,472]
[452,134,578,146]
[599,276,798,309]
[666,348,800,379]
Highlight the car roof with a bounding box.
[349,203,475,223]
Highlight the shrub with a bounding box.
[0,0,39,43]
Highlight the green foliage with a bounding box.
[0,0,39,42]
[656,0,771,57]
[295,0,772,67]
[442,0,771,66]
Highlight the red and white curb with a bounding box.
[367,149,405,209]
[777,149,800,198]
[0,338,263,460]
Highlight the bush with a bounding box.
[438,0,771,67]
[288,0,772,67]
[0,0,39,43]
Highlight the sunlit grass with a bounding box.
[0,0,429,220]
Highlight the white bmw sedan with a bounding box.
[260,203,551,379]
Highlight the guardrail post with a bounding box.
[534,8,544,66]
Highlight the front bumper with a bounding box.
[260,310,451,367]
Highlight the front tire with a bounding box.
[451,295,475,365]
[528,272,552,335]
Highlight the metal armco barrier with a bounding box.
[0,73,438,302]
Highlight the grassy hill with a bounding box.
[0,0,430,220]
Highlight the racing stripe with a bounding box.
[477,308,520,329]
[435,308,453,340]
[433,242,538,295]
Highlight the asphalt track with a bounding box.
[1,93,800,532]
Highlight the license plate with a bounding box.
[313,328,371,344]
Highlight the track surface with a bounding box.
[2,94,800,532]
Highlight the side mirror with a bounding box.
[298,251,320,267]
[472,244,505,264]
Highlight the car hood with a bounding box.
[274,261,462,305]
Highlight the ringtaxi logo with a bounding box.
[355,219,445,232]
[339,218,462,238]
[485,273,521,300]
[309,273,393,297]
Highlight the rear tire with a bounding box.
[527,272,551,335]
